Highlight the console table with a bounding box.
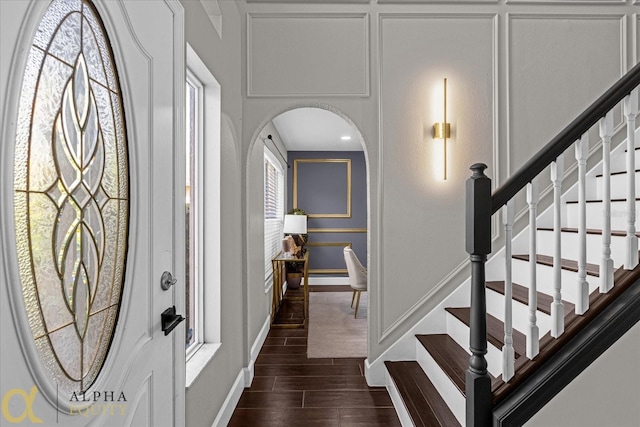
[271,250,309,327]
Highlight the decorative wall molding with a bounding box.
[379,257,471,342]
[247,13,370,97]
[379,0,496,3]
[506,0,624,4]
[307,242,352,247]
[247,0,369,2]
[631,13,640,64]
[505,12,626,178]
[312,269,350,274]
[199,0,222,38]
[307,241,352,274]
[377,12,499,343]
[308,228,367,233]
[293,158,352,218]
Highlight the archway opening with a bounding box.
[249,105,370,359]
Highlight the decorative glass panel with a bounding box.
[14,0,128,394]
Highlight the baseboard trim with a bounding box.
[308,276,349,286]
[211,369,244,427]
[365,274,474,386]
[243,315,270,387]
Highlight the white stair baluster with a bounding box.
[550,154,564,337]
[623,88,639,270]
[599,111,614,292]
[502,200,515,381]
[575,134,589,315]
[526,179,539,359]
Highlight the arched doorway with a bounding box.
[247,104,370,359]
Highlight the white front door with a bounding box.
[0,1,185,426]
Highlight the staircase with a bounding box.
[384,65,640,426]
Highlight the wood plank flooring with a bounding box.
[229,287,400,427]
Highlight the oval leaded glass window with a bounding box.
[13,0,129,394]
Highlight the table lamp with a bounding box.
[283,214,307,256]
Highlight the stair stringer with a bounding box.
[365,275,472,386]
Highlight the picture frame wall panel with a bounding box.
[293,159,352,218]
[506,0,625,4]
[247,0,369,3]
[247,13,369,97]
[379,13,497,329]
[378,0,498,3]
[288,152,367,276]
[306,241,349,274]
[635,14,640,64]
[507,14,625,173]
[306,232,367,274]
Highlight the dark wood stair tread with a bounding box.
[596,169,639,177]
[416,334,501,395]
[513,254,599,277]
[486,281,575,316]
[385,360,460,427]
[492,260,640,403]
[566,197,639,204]
[445,308,527,359]
[537,227,640,237]
[416,334,467,395]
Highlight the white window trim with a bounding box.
[185,43,221,387]
[186,69,203,355]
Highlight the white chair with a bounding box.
[343,247,367,318]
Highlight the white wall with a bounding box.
[240,0,640,365]
[526,321,640,427]
[180,2,245,426]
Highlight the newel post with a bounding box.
[466,163,492,427]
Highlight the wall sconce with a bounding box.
[433,78,451,180]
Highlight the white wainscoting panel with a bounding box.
[247,13,369,97]
[507,14,625,173]
[378,13,497,336]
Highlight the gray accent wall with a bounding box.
[288,151,367,276]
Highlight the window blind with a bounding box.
[264,150,284,286]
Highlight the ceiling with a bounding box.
[271,107,363,151]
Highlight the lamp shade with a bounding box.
[283,214,307,234]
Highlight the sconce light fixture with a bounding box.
[433,78,451,180]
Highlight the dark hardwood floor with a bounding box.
[229,286,401,426]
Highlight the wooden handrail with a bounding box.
[466,62,640,426]
[492,62,640,214]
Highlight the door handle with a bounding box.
[161,271,177,290]
[161,306,185,336]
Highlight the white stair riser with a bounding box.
[565,199,639,230]
[445,312,502,378]
[537,230,628,268]
[611,148,640,169]
[595,172,640,200]
[415,342,465,426]
[486,288,552,337]
[509,259,600,304]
